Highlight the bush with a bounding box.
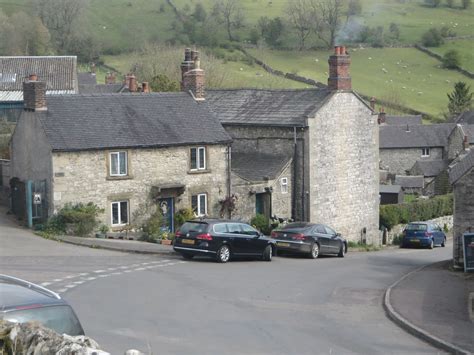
[174,208,195,231]
[250,214,271,235]
[421,28,444,47]
[142,210,167,240]
[442,50,461,69]
[380,194,453,230]
[56,202,103,237]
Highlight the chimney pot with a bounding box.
[328,44,351,91]
[28,74,38,81]
[142,82,150,93]
[377,107,386,124]
[128,75,137,92]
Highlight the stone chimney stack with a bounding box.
[180,48,194,90]
[128,74,137,92]
[23,74,47,111]
[370,97,376,111]
[328,45,351,91]
[463,135,470,150]
[182,50,205,101]
[105,72,116,84]
[377,107,386,124]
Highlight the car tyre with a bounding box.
[338,242,346,258]
[441,237,446,247]
[428,239,434,249]
[262,245,272,261]
[181,253,194,260]
[309,243,319,259]
[216,244,231,263]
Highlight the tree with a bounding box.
[258,16,284,47]
[389,23,400,40]
[462,0,472,9]
[442,50,461,69]
[193,3,207,22]
[285,0,313,50]
[150,74,180,92]
[310,0,344,49]
[347,0,362,17]
[212,0,244,41]
[447,82,473,116]
[446,0,454,8]
[421,28,444,47]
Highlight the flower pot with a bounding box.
[161,239,172,245]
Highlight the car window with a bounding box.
[324,226,336,235]
[406,224,427,231]
[315,225,326,234]
[227,223,242,234]
[3,305,84,336]
[213,223,228,233]
[179,222,208,234]
[240,224,258,235]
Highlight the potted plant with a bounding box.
[160,231,172,245]
[95,224,109,238]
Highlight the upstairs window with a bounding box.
[192,193,207,216]
[280,177,289,193]
[110,151,128,176]
[190,147,206,171]
[421,148,430,157]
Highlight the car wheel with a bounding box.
[309,243,319,259]
[181,253,194,260]
[216,245,231,263]
[262,245,272,261]
[428,239,434,249]
[338,242,346,258]
[441,237,446,247]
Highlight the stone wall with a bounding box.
[51,145,229,228]
[453,168,474,268]
[308,93,380,244]
[380,147,444,175]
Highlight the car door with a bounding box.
[433,224,444,245]
[314,224,330,253]
[240,223,266,254]
[324,225,341,253]
[226,223,249,255]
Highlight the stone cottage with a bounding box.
[10,77,232,231]
[201,46,380,243]
[449,148,474,269]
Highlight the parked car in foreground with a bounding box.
[401,222,446,249]
[0,274,84,335]
[173,219,276,263]
[270,222,347,258]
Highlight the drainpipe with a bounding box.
[292,127,297,221]
[26,180,33,228]
[227,144,232,218]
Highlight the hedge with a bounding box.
[380,194,453,230]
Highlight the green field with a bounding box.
[247,47,474,117]
[431,39,474,73]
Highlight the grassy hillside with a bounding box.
[247,47,474,117]
[430,39,474,72]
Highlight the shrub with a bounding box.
[380,194,453,230]
[142,210,167,240]
[442,50,461,69]
[57,202,103,237]
[421,28,444,47]
[250,214,271,235]
[174,208,195,231]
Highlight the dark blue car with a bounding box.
[401,222,447,249]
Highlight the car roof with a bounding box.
[0,275,64,312]
[282,222,316,229]
[186,219,250,224]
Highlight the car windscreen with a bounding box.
[405,224,427,231]
[2,305,84,336]
[179,222,208,234]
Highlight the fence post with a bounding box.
[26,180,33,228]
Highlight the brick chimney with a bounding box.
[105,72,116,84]
[23,74,47,111]
[142,82,150,93]
[180,48,194,90]
[377,107,386,124]
[182,50,205,101]
[128,74,137,92]
[328,45,351,91]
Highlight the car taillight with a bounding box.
[270,231,278,238]
[292,233,305,240]
[424,232,432,237]
[196,233,213,241]
[175,231,182,238]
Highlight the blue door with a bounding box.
[158,198,174,232]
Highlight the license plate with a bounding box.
[411,239,420,243]
[277,242,290,247]
[182,239,195,245]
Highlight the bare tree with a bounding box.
[212,0,244,41]
[285,0,313,50]
[310,0,343,48]
[35,0,88,52]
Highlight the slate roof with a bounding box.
[78,83,127,94]
[206,89,333,127]
[411,159,448,177]
[385,115,422,125]
[0,56,78,101]
[455,110,474,125]
[379,185,402,194]
[77,72,97,86]
[462,125,474,144]
[394,175,425,188]
[34,93,232,151]
[379,124,455,149]
[232,152,292,182]
[449,149,474,184]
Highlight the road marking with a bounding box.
[41,282,52,286]
[94,270,106,273]
[64,275,76,279]
[73,280,85,285]
[53,279,63,282]
[86,277,96,281]
[64,284,76,289]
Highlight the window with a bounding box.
[421,148,430,157]
[190,147,206,170]
[111,201,129,226]
[241,224,259,236]
[110,151,128,176]
[213,223,228,233]
[280,177,289,193]
[191,193,207,216]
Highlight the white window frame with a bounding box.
[280,177,289,194]
[111,200,129,226]
[192,193,207,216]
[421,148,430,157]
[110,151,128,176]
[190,147,206,171]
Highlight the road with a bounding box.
[1,210,449,354]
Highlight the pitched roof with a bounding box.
[385,115,422,125]
[449,149,474,184]
[462,124,474,144]
[78,83,127,94]
[411,159,448,177]
[379,124,455,149]
[33,93,231,152]
[0,56,78,101]
[77,72,97,86]
[379,184,402,193]
[455,110,474,125]
[232,152,292,182]
[394,175,425,188]
[206,89,333,127]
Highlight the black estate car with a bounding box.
[0,274,84,335]
[174,219,276,263]
[271,222,347,258]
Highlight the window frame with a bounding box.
[109,151,128,177]
[421,148,430,157]
[190,147,207,171]
[111,200,129,226]
[191,193,207,217]
[280,177,289,194]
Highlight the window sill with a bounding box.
[188,169,211,174]
[106,175,134,181]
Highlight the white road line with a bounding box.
[64,284,76,289]
[64,275,76,279]
[86,277,96,281]
[41,282,52,286]
[79,273,89,276]
[94,270,106,273]
[53,279,63,282]
[135,268,146,271]
[57,289,67,293]
[73,280,85,285]
[98,274,109,278]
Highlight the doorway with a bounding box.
[158,197,174,232]
[256,192,272,220]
